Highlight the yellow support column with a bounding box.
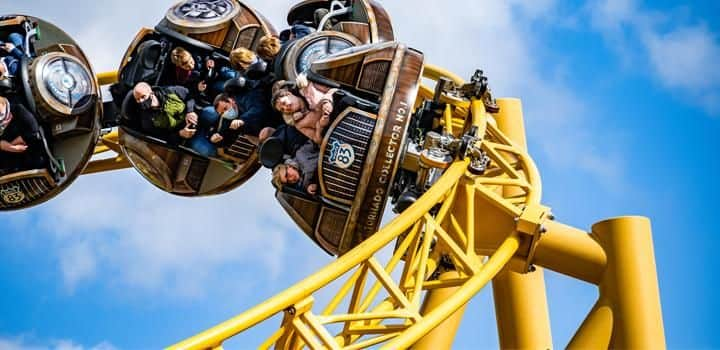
[567,298,613,349]
[593,216,666,349]
[413,270,468,350]
[491,98,553,349]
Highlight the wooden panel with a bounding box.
[189,25,230,48]
[316,207,349,252]
[316,61,363,88]
[277,191,321,235]
[357,60,390,95]
[368,0,395,42]
[222,19,241,52]
[236,25,259,50]
[333,21,371,44]
[341,44,424,253]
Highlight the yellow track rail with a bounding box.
[165,64,548,349]
[87,65,665,349]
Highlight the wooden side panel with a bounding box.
[189,26,230,48]
[368,0,394,42]
[334,21,372,44]
[342,45,424,253]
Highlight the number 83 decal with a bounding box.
[328,140,356,169]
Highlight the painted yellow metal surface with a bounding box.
[84,65,663,349]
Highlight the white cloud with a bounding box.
[0,336,115,350]
[59,241,98,292]
[643,25,720,89]
[0,0,626,298]
[33,169,295,298]
[589,0,720,115]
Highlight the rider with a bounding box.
[0,33,30,80]
[131,82,197,144]
[271,141,319,196]
[0,96,45,173]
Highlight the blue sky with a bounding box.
[1,0,718,349]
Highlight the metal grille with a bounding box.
[322,111,376,203]
[0,173,54,209]
[222,135,256,162]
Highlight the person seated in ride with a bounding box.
[0,32,30,80]
[271,141,320,196]
[229,47,259,75]
[0,96,46,174]
[257,35,281,67]
[271,75,337,144]
[279,22,315,44]
[132,82,197,144]
[168,47,216,107]
[208,84,273,145]
[207,93,242,147]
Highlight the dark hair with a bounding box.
[213,93,234,109]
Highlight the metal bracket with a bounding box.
[278,297,315,347]
[515,204,551,273]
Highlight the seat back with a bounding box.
[120,39,163,88]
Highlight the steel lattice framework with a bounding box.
[85,66,665,350]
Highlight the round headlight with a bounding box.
[33,52,96,116]
[283,32,360,80]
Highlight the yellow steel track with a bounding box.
[87,65,665,349]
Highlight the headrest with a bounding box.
[259,137,284,169]
[136,40,162,70]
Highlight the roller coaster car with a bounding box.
[263,42,423,255]
[275,0,394,81]
[0,15,100,211]
[113,0,277,196]
[286,0,394,44]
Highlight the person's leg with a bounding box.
[7,33,23,49]
[6,57,19,76]
[198,106,219,131]
[187,107,219,157]
[187,136,217,157]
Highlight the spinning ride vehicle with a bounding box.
[112,0,279,196]
[0,15,100,210]
[261,41,424,255]
[111,0,395,197]
[275,0,394,80]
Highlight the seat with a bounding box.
[120,90,142,131]
[0,77,14,94]
[120,39,164,88]
[259,136,285,169]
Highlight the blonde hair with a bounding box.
[0,96,8,109]
[257,35,281,60]
[170,47,194,70]
[230,47,256,71]
[272,163,288,189]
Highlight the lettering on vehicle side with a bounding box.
[358,99,410,237]
[1,185,26,205]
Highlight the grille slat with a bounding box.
[222,135,256,162]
